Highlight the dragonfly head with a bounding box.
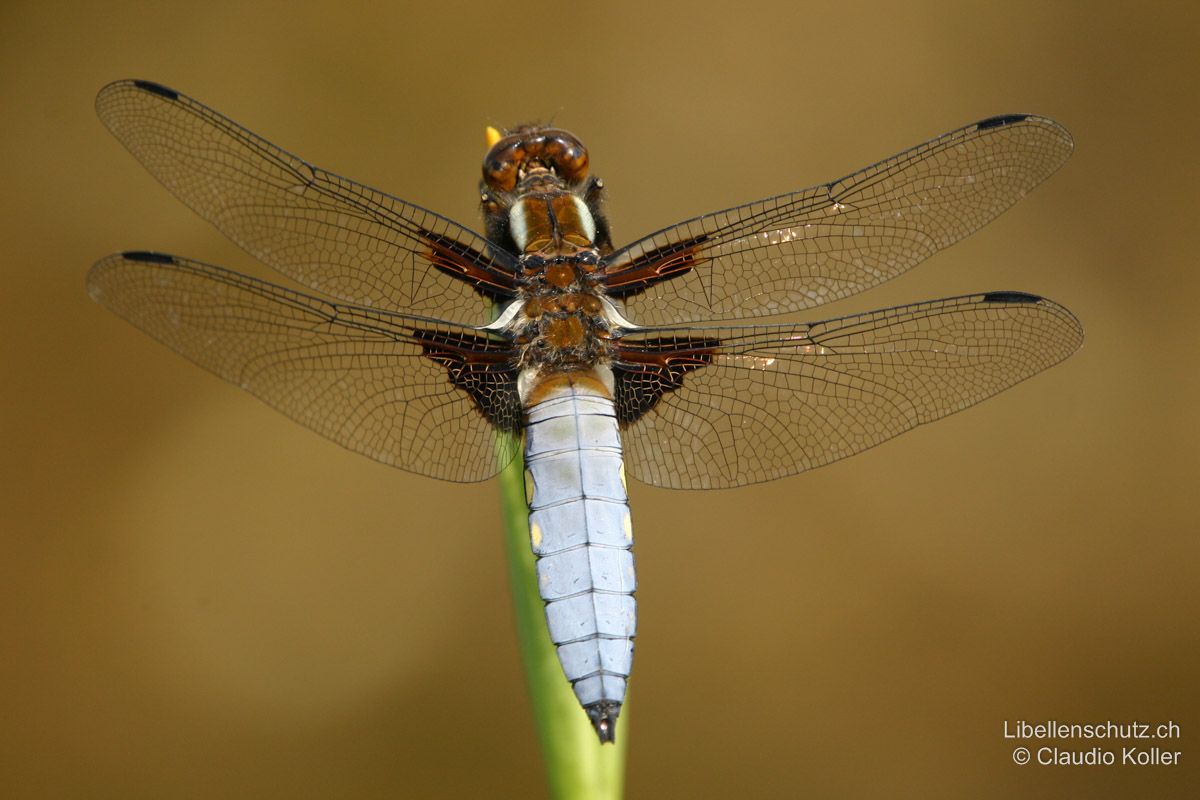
[481,125,589,194]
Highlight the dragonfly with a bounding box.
[88,79,1083,743]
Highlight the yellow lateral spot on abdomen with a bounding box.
[530,521,543,549]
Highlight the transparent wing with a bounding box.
[87,252,521,482]
[603,115,1073,325]
[613,292,1083,489]
[95,80,517,326]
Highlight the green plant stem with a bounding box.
[496,430,628,799]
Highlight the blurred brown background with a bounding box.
[2,1,1196,797]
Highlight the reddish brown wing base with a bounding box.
[420,230,518,303]
[601,235,708,300]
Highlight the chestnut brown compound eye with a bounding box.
[483,136,528,192]
[541,130,589,182]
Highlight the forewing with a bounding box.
[95,80,517,326]
[613,292,1083,488]
[87,252,521,482]
[603,115,1073,324]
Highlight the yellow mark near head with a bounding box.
[530,521,543,549]
[485,126,503,149]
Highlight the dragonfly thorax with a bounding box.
[509,256,613,374]
[506,184,613,372]
[509,193,597,254]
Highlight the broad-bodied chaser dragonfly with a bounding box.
[89,80,1082,743]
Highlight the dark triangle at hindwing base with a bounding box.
[411,328,522,432]
[611,335,720,425]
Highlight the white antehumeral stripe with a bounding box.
[570,195,597,243]
[523,371,635,715]
[509,202,529,251]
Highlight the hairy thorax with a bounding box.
[515,247,612,372]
